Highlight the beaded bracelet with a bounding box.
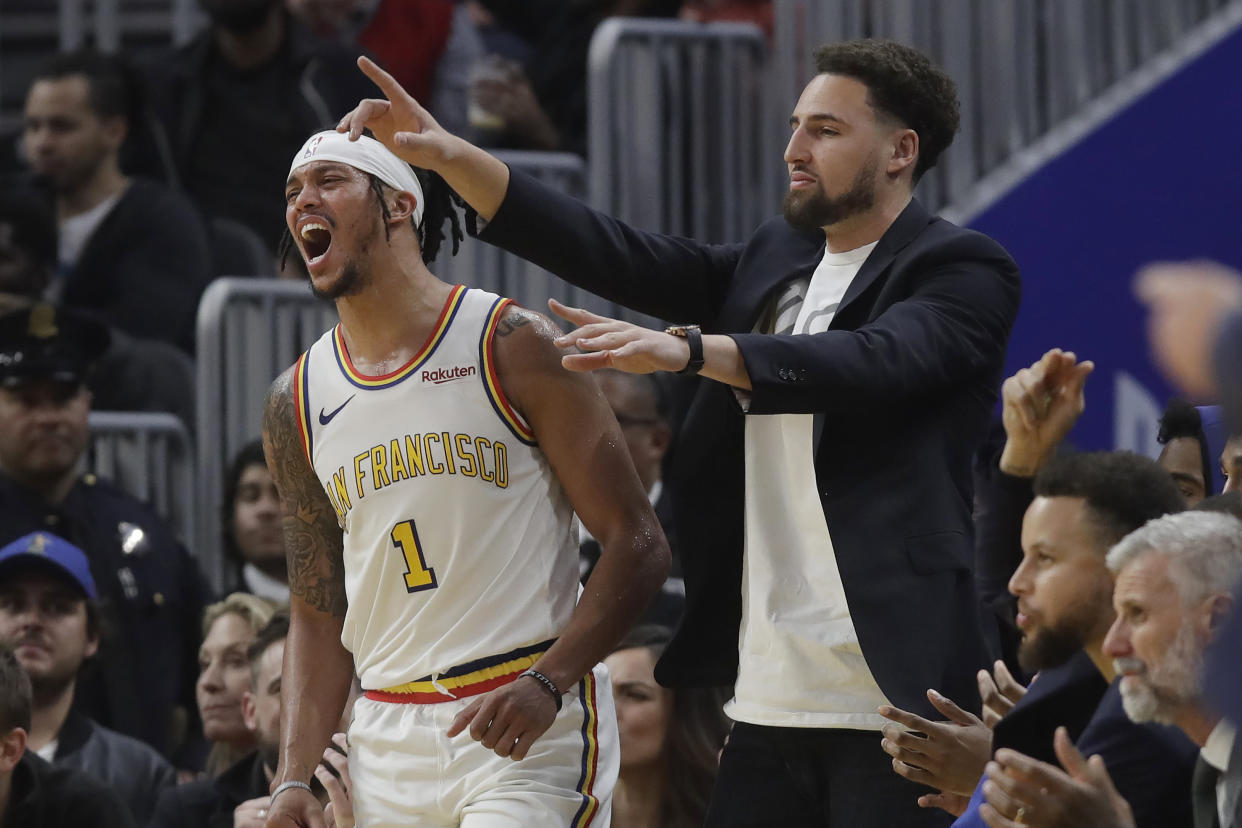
[519,669,563,711]
[271,780,313,803]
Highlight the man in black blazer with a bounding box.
[339,39,1020,826]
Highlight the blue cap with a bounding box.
[0,533,97,600]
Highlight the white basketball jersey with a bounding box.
[293,286,579,690]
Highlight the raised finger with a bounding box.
[993,661,1025,702]
[978,670,1005,711]
[548,298,611,327]
[447,697,485,738]
[357,57,417,106]
[878,704,933,732]
[927,688,981,726]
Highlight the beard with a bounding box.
[310,259,366,301]
[1017,580,1112,673]
[782,156,879,230]
[1114,621,1204,725]
[200,0,279,33]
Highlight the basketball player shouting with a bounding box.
[261,130,670,828]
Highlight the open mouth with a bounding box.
[298,218,334,265]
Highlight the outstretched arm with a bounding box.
[262,366,355,828]
[446,306,671,760]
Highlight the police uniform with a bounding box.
[0,304,212,759]
[295,286,617,828]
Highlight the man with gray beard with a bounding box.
[979,511,1242,828]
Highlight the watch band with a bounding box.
[664,324,705,375]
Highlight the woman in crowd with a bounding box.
[605,625,731,828]
[197,593,278,776]
[222,440,289,601]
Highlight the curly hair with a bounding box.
[813,39,959,182]
[1157,397,1213,492]
[1033,451,1185,549]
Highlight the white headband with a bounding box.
[289,131,425,229]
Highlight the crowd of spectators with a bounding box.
[0,5,1241,828]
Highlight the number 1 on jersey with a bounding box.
[390,519,438,593]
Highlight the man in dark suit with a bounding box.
[879,447,1195,828]
[978,511,1242,828]
[338,39,1020,825]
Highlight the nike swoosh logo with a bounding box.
[318,395,356,426]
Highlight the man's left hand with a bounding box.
[549,299,689,374]
[878,688,992,798]
[446,675,559,760]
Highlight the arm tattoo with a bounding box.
[495,308,532,338]
[262,368,348,618]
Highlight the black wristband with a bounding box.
[519,669,563,711]
[665,324,704,375]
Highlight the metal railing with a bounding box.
[194,278,337,590]
[588,19,769,244]
[87,410,195,546]
[770,0,1242,213]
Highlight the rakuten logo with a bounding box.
[422,365,477,384]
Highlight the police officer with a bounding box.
[0,302,212,762]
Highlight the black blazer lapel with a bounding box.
[715,224,823,333]
[831,197,932,325]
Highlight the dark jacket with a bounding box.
[478,170,1021,719]
[0,472,212,758]
[138,14,376,248]
[953,655,1196,828]
[148,751,268,828]
[53,710,176,826]
[3,752,134,828]
[62,178,213,353]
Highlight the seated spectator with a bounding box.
[21,51,213,353]
[0,641,134,827]
[1157,397,1214,505]
[605,625,729,828]
[222,441,288,600]
[468,0,681,154]
[154,609,350,827]
[197,593,278,777]
[0,532,174,825]
[0,304,211,759]
[0,190,196,426]
[142,0,377,253]
[581,371,682,626]
[978,511,1242,828]
[882,449,1195,827]
[286,0,480,138]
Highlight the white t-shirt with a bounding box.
[727,241,892,729]
[1202,720,1237,828]
[58,190,124,270]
